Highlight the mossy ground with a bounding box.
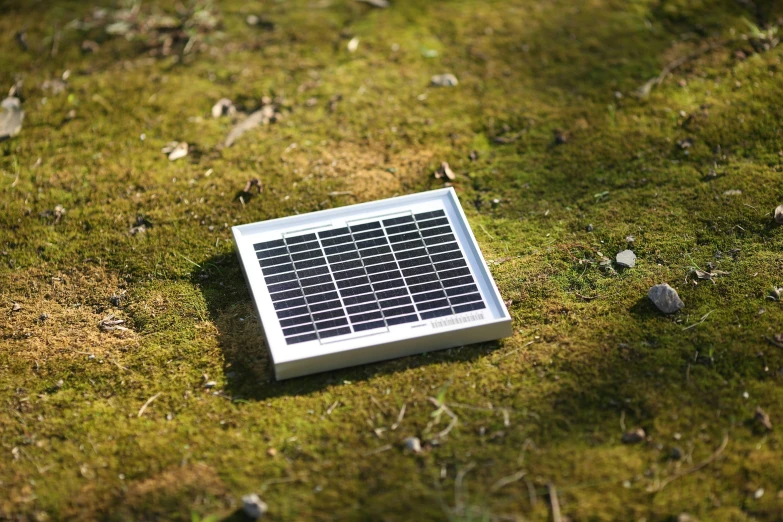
[2,0,783,520]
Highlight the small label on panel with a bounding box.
[430,311,485,329]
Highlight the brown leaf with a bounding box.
[755,407,772,431]
[434,161,455,181]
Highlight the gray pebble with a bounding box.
[403,436,421,453]
[0,97,24,139]
[242,494,268,519]
[648,283,684,314]
[430,74,458,87]
[621,427,646,444]
[616,249,636,268]
[775,204,783,225]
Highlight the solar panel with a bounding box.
[233,188,512,379]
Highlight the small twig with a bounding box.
[108,358,130,371]
[138,392,162,418]
[682,309,715,331]
[454,462,476,512]
[19,447,49,475]
[390,403,406,430]
[326,400,340,415]
[261,476,297,491]
[328,191,354,197]
[498,340,535,360]
[370,395,388,415]
[490,469,527,492]
[177,253,201,268]
[650,434,729,492]
[638,41,722,97]
[548,483,562,522]
[524,476,538,507]
[427,397,458,439]
[363,444,392,457]
[765,336,783,349]
[479,223,495,240]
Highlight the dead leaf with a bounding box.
[99,314,128,332]
[243,178,263,193]
[755,407,772,431]
[434,161,455,181]
[224,105,277,147]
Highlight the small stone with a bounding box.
[167,142,188,161]
[0,96,24,139]
[11,302,21,312]
[55,379,64,389]
[615,250,636,268]
[51,205,66,223]
[211,98,235,119]
[670,446,683,460]
[403,436,422,453]
[38,313,49,322]
[434,161,455,181]
[430,74,458,87]
[625,235,635,243]
[723,189,742,196]
[267,448,277,457]
[242,494,268,519]
[754,487,765,499]
[204,381,217,389]
[347,37,359,53]
[648,283,684,314]
[677,514,698,522]
[586,224,594,232]
[109,294,123,307]
[621,427,646,444]
[755,406,772,431]
[774,205,783,225]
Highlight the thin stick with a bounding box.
[363,444,392,456]
[682,310,715,331]
[454,462,476,512]
[390,403,406,430]
[651,434,729,492]
[326,401,340,415]
[638,41,721,97]
[524,476,537,507]
[138,392,162,418]
[370,395,388,415]
[178,253,201,268]
[498,340,534,360]
[765,336,783,349]
[479,223,495,240]
[491,470,527,492]
[548,483,562,522]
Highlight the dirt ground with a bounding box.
[2,0,783,520]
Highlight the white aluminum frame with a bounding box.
[232,188,512,379]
